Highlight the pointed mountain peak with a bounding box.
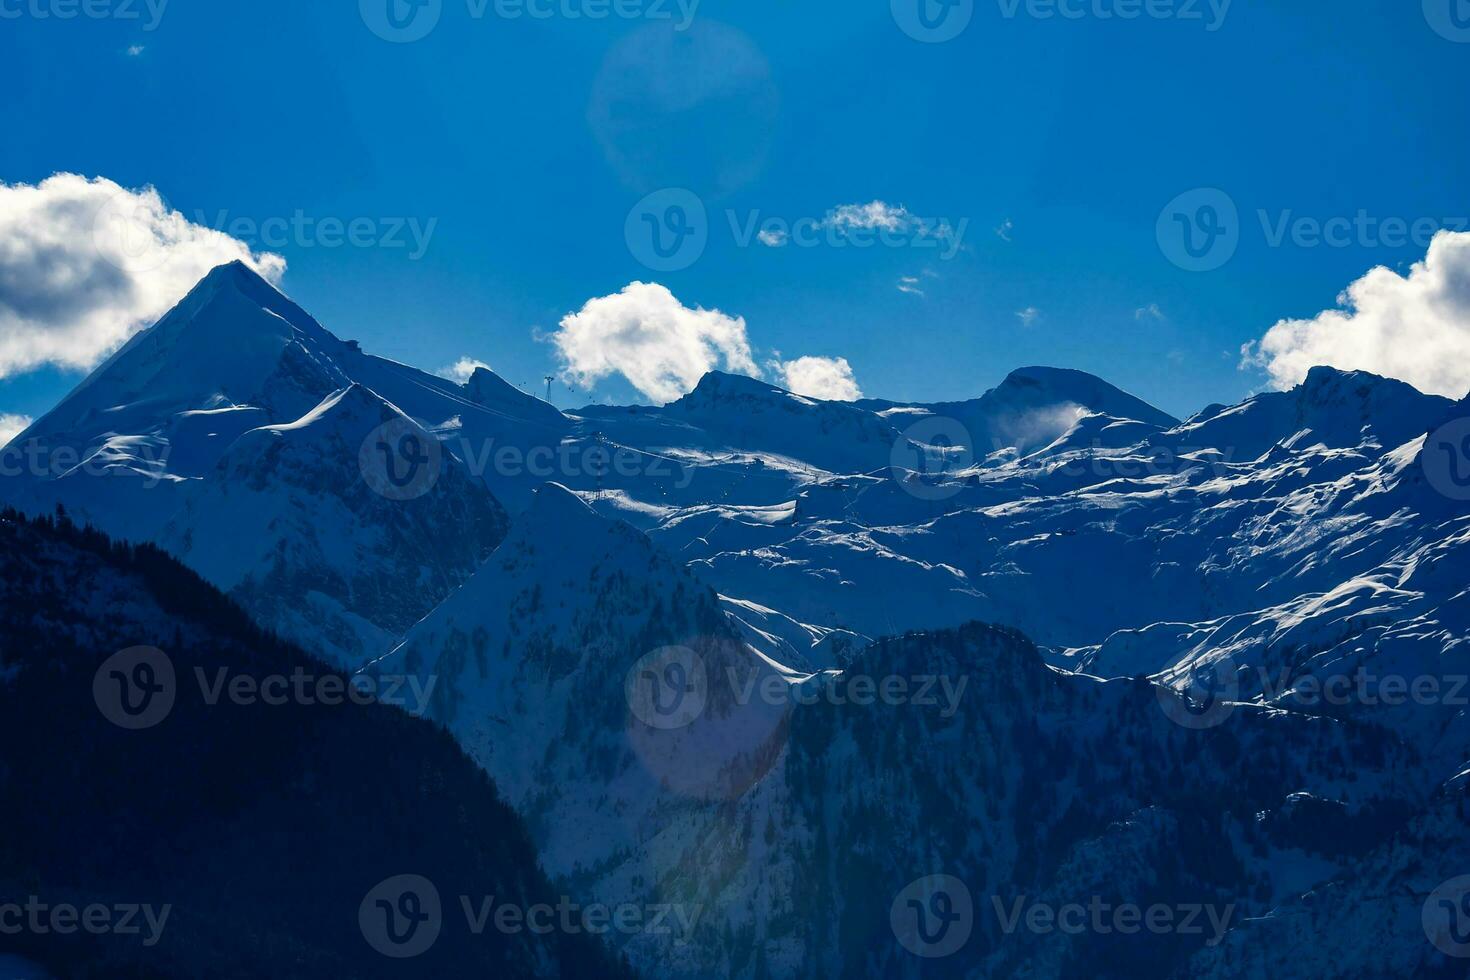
[520,481,605,532]
[673,370,792,408]
[987,366,1179,429]
[275,383,405,433]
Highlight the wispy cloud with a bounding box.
[1016,307,1041,328]
[1135,303,1166,322]
[897,276,925,296]
[995,218,1013,242]
[757,228,788,247]
[822,201,959,243]
[126,45,145,56]
[437,358,491,384]
[0,413,32,446]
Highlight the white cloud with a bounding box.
[757,228,788,247]
[996,218,1014,242]
[438,357,491,383]
[1135,303,1165,321]
[822,201,957,242]
[0,173,285,380]
[127,45,145,56]
[897,276,925,296]
[552,281,758,404]
[1245,230,1470,398]
[0,413,33,446]
[774,356,863,401]
[1016,307,1041,328]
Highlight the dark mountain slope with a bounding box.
[0,507,632,979]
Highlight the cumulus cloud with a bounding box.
[757,228,788,247]
[0,413,33,446]
[552,281,758,404]
[1245,231,1470,398]
[774,355,863,401]
[0,173,285,380]
[438,357,491,383]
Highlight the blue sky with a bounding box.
[2,0,1469,422]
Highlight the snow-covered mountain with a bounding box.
[157,383,509,666]
[371,491,1424,977]
[0,262,555,665]
[5,261,1470,977]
